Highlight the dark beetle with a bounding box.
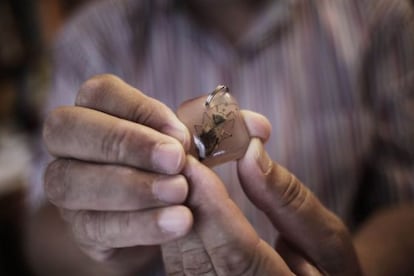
[194,112,234,160]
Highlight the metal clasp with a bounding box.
[205,85,229,107]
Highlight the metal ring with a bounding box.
[205,85,229,107]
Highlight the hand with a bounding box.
[162,112,362,275]
[43,74,193,272]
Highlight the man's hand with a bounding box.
[43,74,193,272]
[162,113,362,275]
[238,138,361,275]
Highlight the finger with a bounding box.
[237,139,361,275]
[182,156,291,275]
[43,106,186,174]
[60,205,193,248]
[241,110,272,142]
[44,159,188,211]
[75,74,190,149]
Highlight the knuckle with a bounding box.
[129,96,155,124]
[73,211,108,246]
[129,96,174,128]
[74,211,135,247]
[101,121,134,162]
[118,167,153,199]
[76,74,119,106]
[116,212,133,235]
[44,159,71,205]
[117,166,140,185]
[278,174,310,211]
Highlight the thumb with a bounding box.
[237,139,361,275]
[177,156,292,275]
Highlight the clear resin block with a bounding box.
[177,85,250,167]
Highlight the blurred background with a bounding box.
[1,0,414,275]
[0,1,92,275]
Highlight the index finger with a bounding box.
[75,74,190,149]
[43,106,186,174]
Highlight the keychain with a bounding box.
[177,85,250,167]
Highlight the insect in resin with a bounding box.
[193,107,236,160]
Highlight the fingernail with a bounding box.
[153,143,184,174]
[253,139,272,174]
[153,175,188,203]
[158,207,191,234]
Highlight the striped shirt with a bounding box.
[34,0,414,256]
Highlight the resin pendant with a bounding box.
[177,85,250,167]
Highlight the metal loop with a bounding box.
[205,85,229,107]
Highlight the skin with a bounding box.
[354,205,414,276]
[44,75,193,269]
[42,1,414,275]
[43,74,362,275]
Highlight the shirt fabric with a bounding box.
[32,0,414,273]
